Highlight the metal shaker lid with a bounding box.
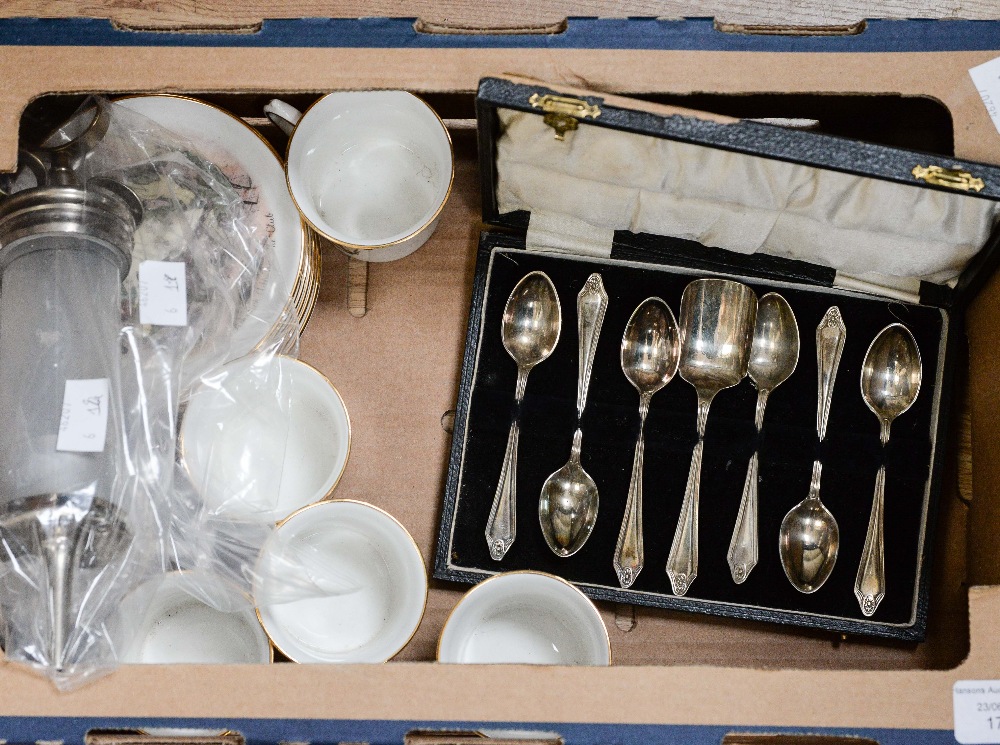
[0,97,141,279]
[0,179,141,278]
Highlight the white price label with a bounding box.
[955,680,1000,743]
[56,378,110,453]
[969,57,1000,136]
[139,260,188,326]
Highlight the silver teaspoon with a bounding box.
[855,323,921,616]
[779,305,845,593]
[539,273,608,557]
[727,293,799,584]
[613,297,680,588]
[485,271,561,561]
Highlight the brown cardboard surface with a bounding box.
[0,123,992,731]
[0,587,997,728]
[3,49,1000,171]
[0,18,999,736]
[965,271,1000,586]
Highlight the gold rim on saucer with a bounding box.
[112,94,314,354]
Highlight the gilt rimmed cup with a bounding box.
[264,91,454,263]
[119,572,272,665]
[179,355,351,524]
[438,571,611,666]
[254,500,428,663]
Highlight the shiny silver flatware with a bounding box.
[855,323,922,616]
[727,292,799,584]
[539,273,608,557]
[667,279,757,596]
[485,271,561,561]
[613,297,681,588]
[779,305,845,593]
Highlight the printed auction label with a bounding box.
[955,680,1000,744]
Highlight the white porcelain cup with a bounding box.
[438,571,611,666]
[255,500,427,663]
[264,91,453,262]
[120,573,271,665]
[180,355,351,524]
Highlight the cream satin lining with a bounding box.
[496,108,999,288]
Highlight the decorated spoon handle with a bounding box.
[728,452,760,584]
[614,395,650,588]
[855,465,886,616]
[485,366,529,561]
[576,273,608,418]
[816,306,847,441]
[485,419,519,561]
[727,388,770,583]
[667,438,703,596]
[666,395,711,596]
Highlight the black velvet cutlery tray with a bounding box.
[434,234,951,640]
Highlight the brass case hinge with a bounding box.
[528,93,600,140]
[912,164,985,192]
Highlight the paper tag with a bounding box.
[56,378,110,453]
[139,260,188,326]
[954,680,1000,743]
[969,57,1000,136]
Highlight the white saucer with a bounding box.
[115,95,308,367]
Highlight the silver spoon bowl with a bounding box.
[861,324,922,439]
[502,273,562,370]
[779,460,840,592]
[539,429,599,556]
[748,293,800,396]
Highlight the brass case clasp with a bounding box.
[912,164,985,192]
[528,93,601,141]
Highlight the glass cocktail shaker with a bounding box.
[0,146,140,674]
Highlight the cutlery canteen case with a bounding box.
[434,74,1000,641]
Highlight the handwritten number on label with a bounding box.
[139,261,188,326]
[83,395,103,417]
[56,379,110,453]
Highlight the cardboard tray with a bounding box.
[2,11,1000,745]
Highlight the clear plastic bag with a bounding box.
[0,97,323,687]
